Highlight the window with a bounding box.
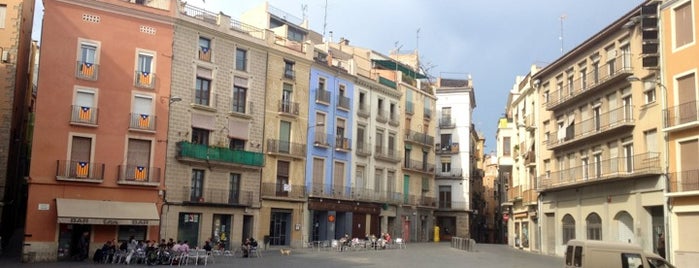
[374,169,383,191]
[80,43,97,64]
[136,53,154,87]
[0,5,6,28]
[232,84,247,113]
[643,79,656,104]
[132,95,153,129]
[235,48,247,71]
[279,120,291,152]
[126,139,151,181]
[229,173,240,203]
[645,129,658,153]
[586,213,602,240]
[503,137,511,156]
[441,160,451,173]
[191,169,205,201]
[191,127,209,145]
[677,73,697,125]
[287,27,304,42]
[195,73,211,106]
[387,171,396,193]
[674,2,694,48]
[229,138,245,150]
[623,138,634,172]
[312,158,324,188]
[73,90,96,124]
[77,42,98,80]
[439,185,452,208]
[199,37,211,61]
[333,161,345,191]
[284,60,295,79]
[388,133,396,157]
[276,161,290,196]
[70,136,92,177]
[357,125,366,151]
[562,214,576,244]
[356,166,365,189]
[281,83,293,112]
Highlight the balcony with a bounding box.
[278,100,300,117]
[338,95,351,110]
[129,113,156,132]
[261,182,306,199]
[524,151,536,166]
[308,183,352,199]
[176,141,264,168]
[266,139,305,159]
[406,195,436,207]
[134,71,156,89]
[229,19,265,40]
[312,131,332,148]
[403,159,435,174]
[405,129,435,147]
[376,110,388,123]
[378,76,396,89]
[198,47,211,62]
[439,117,455,129]
[507,185,522,201]
[522,189,537,205]
[546,54,633,110]
[547,106,635,150]
[437,201,469,210]
[435,143,459,154]
[75,61,98,80]
[315,88,331,104]
[334,137,352,151]
[355,142,372,157]
[405,101,414,115]
[180,4,218,24]
[435,168,462,179]
[284,69,295,80]
[183,187,254,207]
[117,165,160,186]
[538,152,662,191]
[351,188,403,204]
[664,100,698,131]
[374,146,401,163]
[668,170,699,194]
[70,105,98,126]
[357,103,370,118]
[56,160,105,183]
[389,113,400,127]
[524,114,535,131]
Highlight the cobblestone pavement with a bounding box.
[1,242,563,268]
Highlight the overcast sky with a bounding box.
[33,0,643,153]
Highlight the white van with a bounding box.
[564,240,674,268]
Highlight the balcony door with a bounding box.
[229,173,240,204]
[70,136,92,177]
[126,139,151,181]
[678,73,697,125]
[279,121,291,153]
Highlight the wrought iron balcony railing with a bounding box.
[316,88,331,104]
[129,113,156,131]
[261,182,306,199]
[176,141,264,167]
[436,168,462,178]
[278,100,300,116]
[70,105,98,125]
[75,61,98,80]
[56,160,105,182]
[184,186,254,206]
[664,100,698,129]
[668,169,699,193]
[134,71,156,89]
[547,106,634,149]
[117,164,160,186]
[266,139,306,158]
[405,129,435,146]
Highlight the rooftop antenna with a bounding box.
[416,28,421,51]
[559,13,567,54]
[322,0,328,38]
[301,3,308,21]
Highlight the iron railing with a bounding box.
[117,165,160,185]
[56,160,105,182]
[70,105,98,125]
[75,61,98,80]
[129,113,156,131]
[668,170,699,193]
[547,105,634,149]
[176,141,264,166]
[664,100,698,128]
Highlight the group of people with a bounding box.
[240,237,259,258]
[338,232,392,251]
[92,236,210,264]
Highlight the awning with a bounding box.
[372,59,428,79]
[56,198,159,226]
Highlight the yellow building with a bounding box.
[659,0,699,266]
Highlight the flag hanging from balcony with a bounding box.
[138,114,150,128]
[79,106,91,121]
[76,161,89,177]
[81,62,94,77]
[139,72,151,85]
[134,166,147,181]
[201,46,209,53]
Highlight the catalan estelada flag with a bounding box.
[134,166,147,181]
[138,114,150,128]
[79,106,91,121]
[199,47,210,61]
[76,161,89,177]
[139,72,151,85]
[81,62,94,77]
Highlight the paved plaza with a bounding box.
[1,242,563,268]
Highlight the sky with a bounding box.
[32,0,643,153]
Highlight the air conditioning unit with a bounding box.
[1,50,9,63]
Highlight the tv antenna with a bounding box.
[322,0,328,38]
[416,28,421,51]
[559,13,567,54]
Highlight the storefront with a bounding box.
[307,198,380,241]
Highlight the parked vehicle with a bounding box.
[564,239,674,268]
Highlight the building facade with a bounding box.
[162,3,268,249]
[496,113,515,246]
[659,0,699,266]
[0,0,35,254]
[434,77,476,241]
[533,0,665,256]
[25,0,174,261]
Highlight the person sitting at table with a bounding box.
[241,238,251,257]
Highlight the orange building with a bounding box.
[24,0,174,262]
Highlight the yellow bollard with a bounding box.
[434,226,440,242]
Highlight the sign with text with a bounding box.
[58,217,158,226]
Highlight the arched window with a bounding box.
[586,213,602,240]
[562,214,576,244]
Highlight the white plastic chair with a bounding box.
[395,238,406,249]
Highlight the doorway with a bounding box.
[269,209,291,246]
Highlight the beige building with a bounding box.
[162,2,270,248]
[659,0,699,266]
[503,65,540,252]
[533,0,665,256]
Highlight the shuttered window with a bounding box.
[674,2,694,47]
